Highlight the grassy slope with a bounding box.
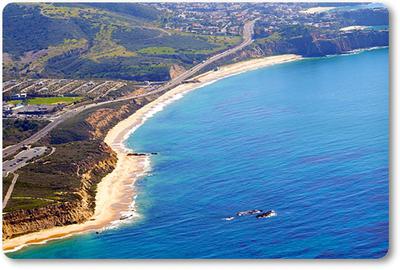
[3,3,242,81]
[3,4,90,57]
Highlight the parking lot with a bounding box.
[2,146,48,177]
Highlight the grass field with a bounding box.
[8,96,83,105]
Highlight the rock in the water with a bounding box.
[256,210,277,219]
[236,209,263,216]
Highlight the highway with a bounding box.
[3,20,256,158]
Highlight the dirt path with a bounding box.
[3,173,19,210]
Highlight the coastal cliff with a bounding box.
[285,30,388,56]
[2,99,151,240]
[3,145,116,239]
[216,30,389,66]
[86,103,139,140]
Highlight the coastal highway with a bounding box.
[3,20,256,158]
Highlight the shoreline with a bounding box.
[2,54,302,253]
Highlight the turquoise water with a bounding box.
[9,48,388,259]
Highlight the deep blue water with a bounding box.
[9,48,388,259]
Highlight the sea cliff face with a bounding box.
[86,103,138,140]
[292,31,389,56]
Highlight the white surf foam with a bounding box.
[326,46,388,58]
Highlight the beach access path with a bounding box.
[3,173,19,210]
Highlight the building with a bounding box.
[14,104,62,115]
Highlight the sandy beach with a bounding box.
[3,54,302,252]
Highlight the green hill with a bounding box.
[3,3,241,82]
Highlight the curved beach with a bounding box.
[3,54,302,252]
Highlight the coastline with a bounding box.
[2,54,302,253]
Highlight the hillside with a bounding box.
[3,3,241,81]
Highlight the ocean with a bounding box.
[8,48,389,259]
